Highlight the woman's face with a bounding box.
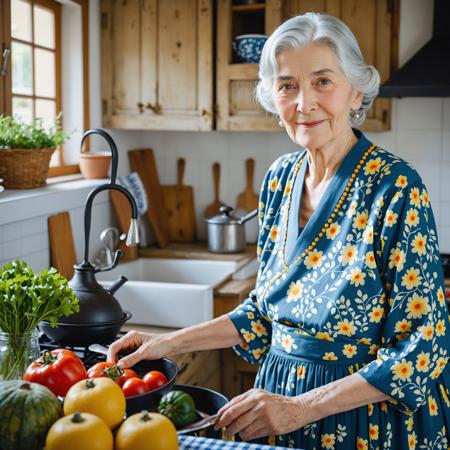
[273,44,362,150]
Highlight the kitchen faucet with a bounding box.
[79,129,139,271]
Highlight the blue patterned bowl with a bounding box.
[233,34,268,64]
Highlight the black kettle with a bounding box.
[40,129,140,346]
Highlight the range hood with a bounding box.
[379,0,450,97]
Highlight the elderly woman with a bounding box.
[108,13,450,449]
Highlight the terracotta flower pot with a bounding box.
[79,152,112,179]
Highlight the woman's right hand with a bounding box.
[106,330,175,368]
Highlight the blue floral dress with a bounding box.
[228,130,450,449]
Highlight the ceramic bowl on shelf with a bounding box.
[233,34,268,64]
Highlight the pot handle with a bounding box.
[238,208,258,225]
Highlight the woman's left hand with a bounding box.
[215,388,312,441]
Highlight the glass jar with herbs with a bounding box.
[0,261,78,380]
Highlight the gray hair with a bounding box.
[256,13,380,126]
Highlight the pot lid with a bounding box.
[206,206,241,224]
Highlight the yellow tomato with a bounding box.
[115,411,178,450]
[64,377,126,429]
[45,412,113,450]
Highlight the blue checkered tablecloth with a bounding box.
[178,435,301,449]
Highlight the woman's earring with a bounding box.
[351,109,362,121]
[278,120,285,127]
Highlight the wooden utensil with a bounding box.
[162,158,197,242]
[48,212,76,280]
[236,158,259,212]
[204,162,225,218]
[109,190,138,261]
[128,149,170,248]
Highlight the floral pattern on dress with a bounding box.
[228,130,450,449]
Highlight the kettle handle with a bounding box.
[94,249,123,273]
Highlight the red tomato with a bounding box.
[116,368,139,387]
[87,361,114,376]
[24,349,87,397]
[122,377,149,397]
[143,370,168,391]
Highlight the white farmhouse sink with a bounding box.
[96,258,256,328]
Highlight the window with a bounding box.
[1,0,89,176]
[11,0,61,144]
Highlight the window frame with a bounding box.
[0,0,12,115]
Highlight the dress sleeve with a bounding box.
[226,165,276,365]
[358,178,450,415]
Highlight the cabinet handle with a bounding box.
[1,47,10,76]
[137,102,145,113]
[146,102,162,114]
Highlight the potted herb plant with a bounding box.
[0,261,79,380]
[0,114,69,189]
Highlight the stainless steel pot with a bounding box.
[206,206,257,253]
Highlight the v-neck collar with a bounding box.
[283,129,374,267]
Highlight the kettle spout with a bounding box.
[108,275,128,295]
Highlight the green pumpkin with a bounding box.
[157,390,196,427]
[0,380,63,450]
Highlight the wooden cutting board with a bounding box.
[48,212,76,280]
[236,158,259,212]
[162,158,197,242]
[128,149,170,248]
[203,162,225,218]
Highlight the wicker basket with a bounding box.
[0,147,55,189]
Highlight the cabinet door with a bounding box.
[216,0,283,131]
[101,0,213,131]
[283,0,397,131]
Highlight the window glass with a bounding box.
[11,0,32,42]
[12,42,32,95]
[34,48,55,97]
[34,5,55,49]
[12,97,33,123]
[35,98,56,128]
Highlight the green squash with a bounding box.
[157,390,196,427]
[0,380,63,450]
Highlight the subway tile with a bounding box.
[396,98,443,130]
[443,131,450,162]
[440,162,450,203]
[438,226,450,253]
[440,202,450,227]
[410,160,441,202]
[443,99,450,131]
[3,221,23,241]
[396,130,442,161]
[20,233,47,256]
[366,131,397,153]
[3,240,22,260]
[25,251,50,272]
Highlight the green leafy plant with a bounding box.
[0,261,79,380]
[0,114,69,149]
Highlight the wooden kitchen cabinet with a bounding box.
[216,0,399,132]
[101,0,213,131]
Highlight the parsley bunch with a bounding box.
[0,261,79,334]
